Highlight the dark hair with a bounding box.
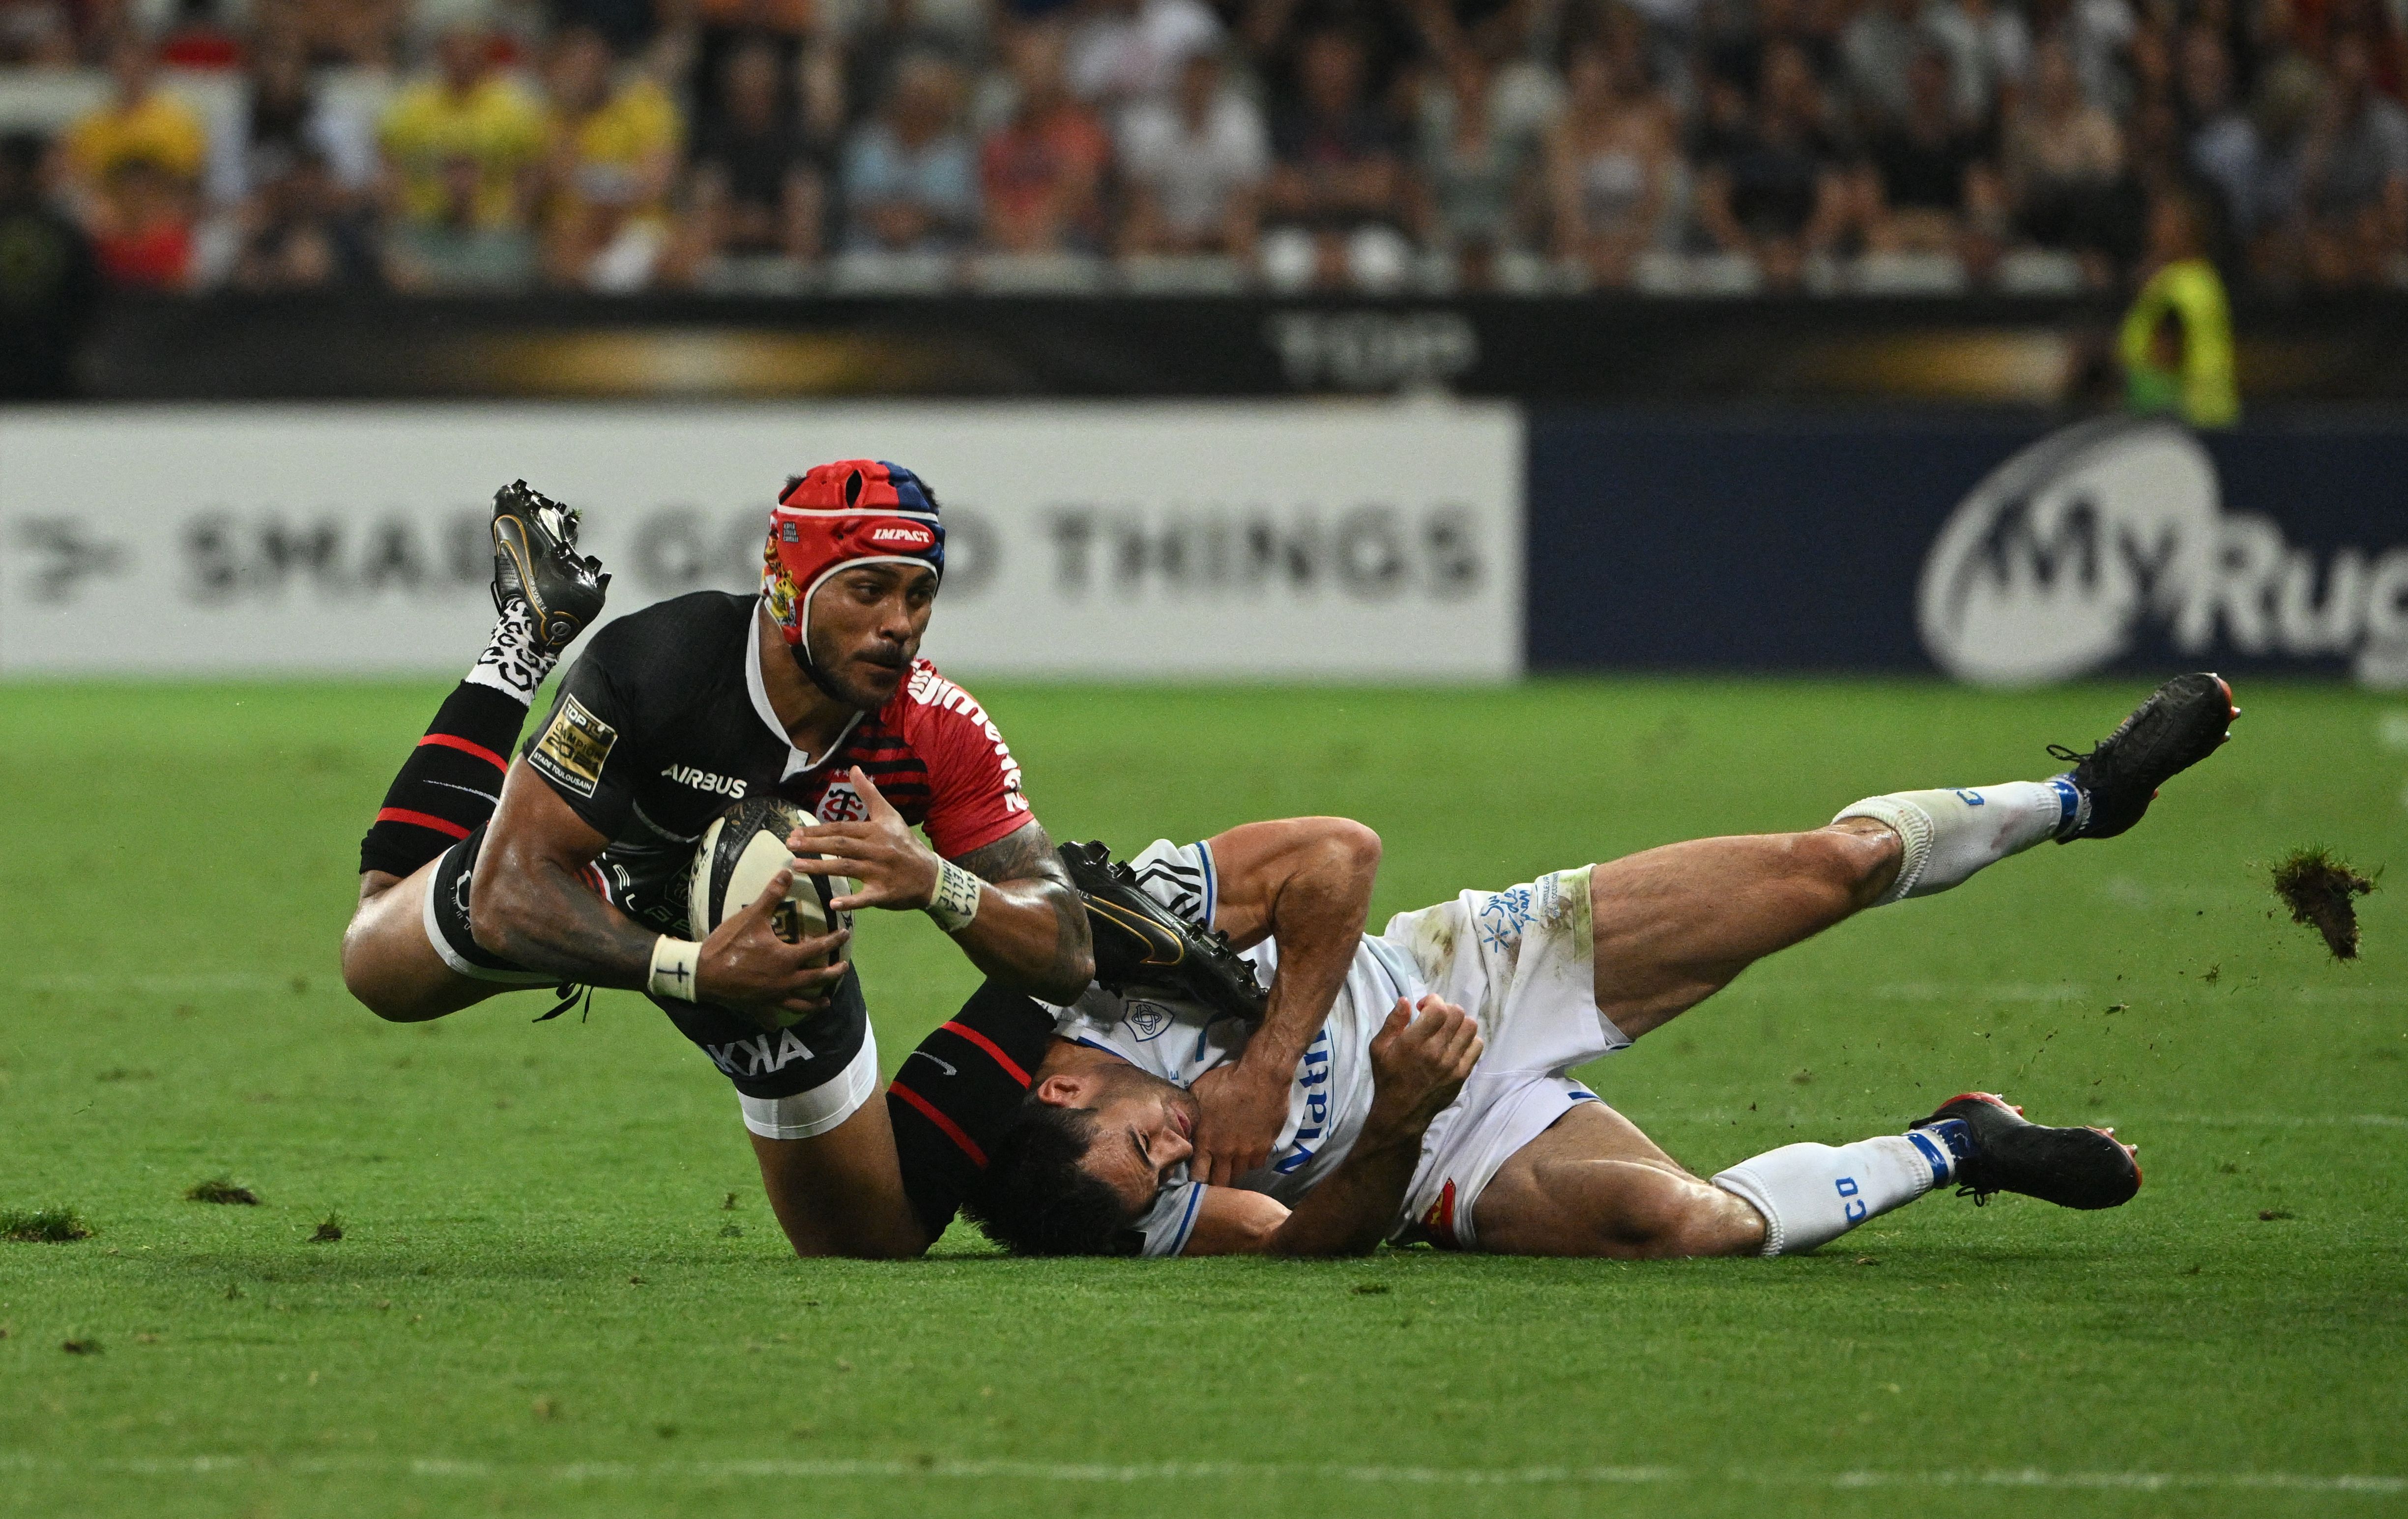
[962,1099,1140,1256]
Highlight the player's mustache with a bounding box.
[856,644,909,670]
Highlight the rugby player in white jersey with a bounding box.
[338,464,1092,1258]
[902,675,2237,1258]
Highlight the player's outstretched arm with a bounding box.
[1250,997,1480,1258]
[473,762,852,1021]
[789,767,1094,1004]
[1188,818,1382,1185]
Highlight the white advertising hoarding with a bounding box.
[0,401,1522,679]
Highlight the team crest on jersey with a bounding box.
[529,696,616,799]
[1124,1001,1173,1041]
[816,782,867,823]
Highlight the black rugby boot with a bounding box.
[2049,673,2237,841]
[1059,840,1268,1024]
[492,480,609,657]
[1913,1092,2141,1210]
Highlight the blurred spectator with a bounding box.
[380,28,548,289]
[1413,46,1543,286]
[2180,25,2265,240]
[1922,0,2029,124]
[2295,30,2408,287]
[385,153,538,288]
[2033,0,2137,115]
[1117,49,1268,257]
[550,0,662,55]
[1546,40,1677,287]
[683,35,830,266]
[88,155,195,286]
[1696,41,1851,287]
[539,26,684,289]
[979,21,1112,250]
[266,0,407,66]
[204,34,375,212]
[0,133,100,398]
[2002,35,2131,280]
[1066,0,1223,104]
[0,1,77,65]
[1859,45,2002,259]
[381,29,547,233]
[2118,186,2237,425]
[1705,0,1839,102]
[842,52,979,251]
[689,0,817,154]
[229,147,380,289]
[1262,28,1413,290]
[1840,0,1926,126]
[63,33,208,206]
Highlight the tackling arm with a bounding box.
[1186,818,1383,1183]
[1183,997,1482,1258]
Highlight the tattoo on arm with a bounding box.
[956,821,1090,992]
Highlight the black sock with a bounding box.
[358,683,529,877]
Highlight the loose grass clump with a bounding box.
[184,1176,261,1205]
[2272,847,2377,961]
[1,1206,94,1242]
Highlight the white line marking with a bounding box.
[0,1454,2396,1495]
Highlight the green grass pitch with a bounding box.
[1,676,2402,1519]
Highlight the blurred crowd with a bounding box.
[0,0,2401,295]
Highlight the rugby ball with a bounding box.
[686,796,855,960]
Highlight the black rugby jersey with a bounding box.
[522,590,1033,934]
[885,981,1057,1242]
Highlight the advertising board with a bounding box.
[0,402,1523,680]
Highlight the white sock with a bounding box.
[464,602,556,706]
[1834,780,2079,904]
[1712,1130,1957,1256]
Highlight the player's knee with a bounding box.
[1796,826,1898,904]
[1597,1168,1756,1258]
[1309,817,1383,876]
[339,958,425,1023]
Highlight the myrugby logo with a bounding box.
[1917,418,2408,687]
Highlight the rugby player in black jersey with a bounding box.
[339,463,1091,1257]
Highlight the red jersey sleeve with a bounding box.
[899,662,1034,859]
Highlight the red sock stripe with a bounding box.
[375,807,472,840]
[888,1080,986,1168]
[417,732,509,771]
[939,1020,1033,1087]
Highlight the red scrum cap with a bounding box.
[761,460,946,647]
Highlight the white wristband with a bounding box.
[647,936,703,1002]
[926,859,983,934]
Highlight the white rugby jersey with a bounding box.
[1047,840,1426,1257]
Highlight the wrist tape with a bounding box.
[648,935,703,1002]
[926,859,983,933]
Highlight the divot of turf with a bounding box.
[1,1206,94,1242]
[2272,846,2377,960]
[184,1176,261,1205]
[310,1212,345,1243]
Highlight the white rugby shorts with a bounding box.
[1378,865,1630,1250]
